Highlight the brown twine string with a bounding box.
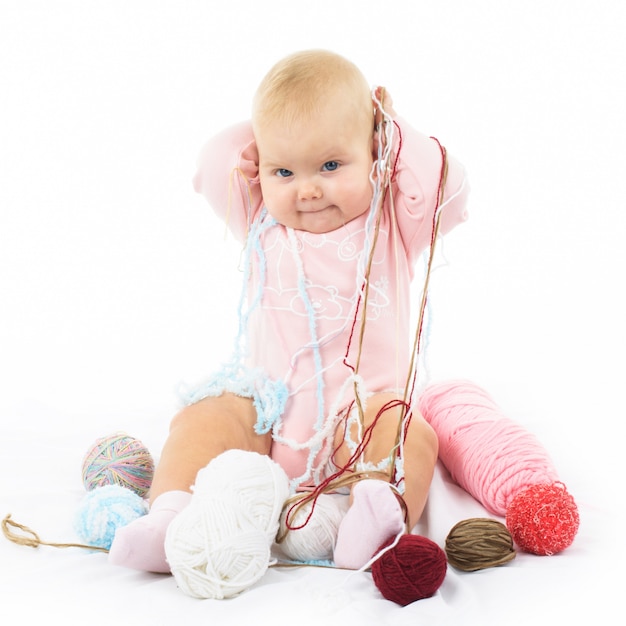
[351,91,393,428]
[391,146,448,475]
[349,106,449,478]
[445,518,516,572]
[2,513,108,553]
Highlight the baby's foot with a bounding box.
[108,490,191,573]
[333,479,405,570]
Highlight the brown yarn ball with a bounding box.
[445,518,516,572]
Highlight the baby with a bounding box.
[109,49,469,575]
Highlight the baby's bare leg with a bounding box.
[333,392,438,569]
[150,393,272,502]
[109,393,271,573]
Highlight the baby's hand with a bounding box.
[373,86,396,125]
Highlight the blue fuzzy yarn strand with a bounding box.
[74,484,148,550]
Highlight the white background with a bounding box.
[1,0,624,513]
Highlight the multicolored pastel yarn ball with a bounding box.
[81,432,154,497]
[74,483,148,549]
[505,482,579,556]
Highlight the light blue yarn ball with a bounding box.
[74,483,148,549]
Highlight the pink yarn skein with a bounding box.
[418,380,558,517]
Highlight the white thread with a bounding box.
[355,527,404,575]
[164,450,290,599]
[278,493,350,562]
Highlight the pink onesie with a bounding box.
[192,117,469,488]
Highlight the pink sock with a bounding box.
[333,479,405,570]
[108,490,191,573]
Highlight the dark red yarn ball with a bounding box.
[505,482,580,556]
[371,534,447,606]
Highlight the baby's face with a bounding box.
[255,106,374,234]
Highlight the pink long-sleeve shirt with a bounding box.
[193,118,469,486]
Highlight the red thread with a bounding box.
[342,281,365,374]
[390,120,402,180]
[284,398,410,532]
[371,534,447,606]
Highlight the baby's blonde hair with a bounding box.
[252,49,373,135]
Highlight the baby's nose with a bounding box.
[298,179,322,200]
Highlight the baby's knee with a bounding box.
[169,394,272,455]
[406,413,438,461]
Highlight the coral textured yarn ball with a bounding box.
[505,482,579,556]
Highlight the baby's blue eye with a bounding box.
[276,168,293,178]
[323,161,339,172]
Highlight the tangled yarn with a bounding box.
[371,535,447,606]
[445,518,516,571]
[164,450,290,599]
[74,484,148,550]
[419,380,579,556]
[278,492,350,562]
[81,432,154,497]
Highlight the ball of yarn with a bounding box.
[278,493,350,562]
[165,497,271,599]
[193,449,290,542]
[81,432,154,497]
[418,380,559,516]
[505,482,579,555]
[445,518,516,571]
[371,535,447,606]
[74,484,148,549]
[164,450,291,599]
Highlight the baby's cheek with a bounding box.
[347,181,374,213]
[259,183,280,213]
[263,191,292,224]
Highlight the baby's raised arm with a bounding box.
[386,114,469,262]
[193,121,263,241]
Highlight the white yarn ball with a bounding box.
[165,497,270,599]
[194,449,290,542]
[164,449,291,599]
[279,493,350,562]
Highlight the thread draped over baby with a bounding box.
[163,97,470,604]
[182,93,422,494]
